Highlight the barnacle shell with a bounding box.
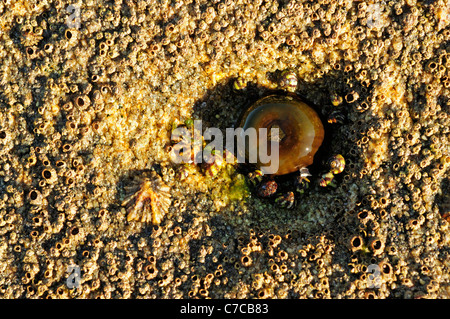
[122,171,171,224]
[239,95,324,175]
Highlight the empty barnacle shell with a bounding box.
[75,94,91,110]
[327,154,345,174]
[349,235,364,252]
[122,170,171,224]
[345,91,359,103]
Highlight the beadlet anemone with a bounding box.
[239,95,324,176]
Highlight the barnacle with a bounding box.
[21,26,43,47]
[122,171,171,224]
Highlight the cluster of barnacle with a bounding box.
[65,0,362,96]
[166,120,230,178]
[0,5,139,297]
[0,85,111,299]
[312,40,450,298]
[162,119,252,212]
[128,214,216,298]
[32,221,202,300]
[210,229,339,299]
[332,177,450,299]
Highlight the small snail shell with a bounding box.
[327,154,345,174]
